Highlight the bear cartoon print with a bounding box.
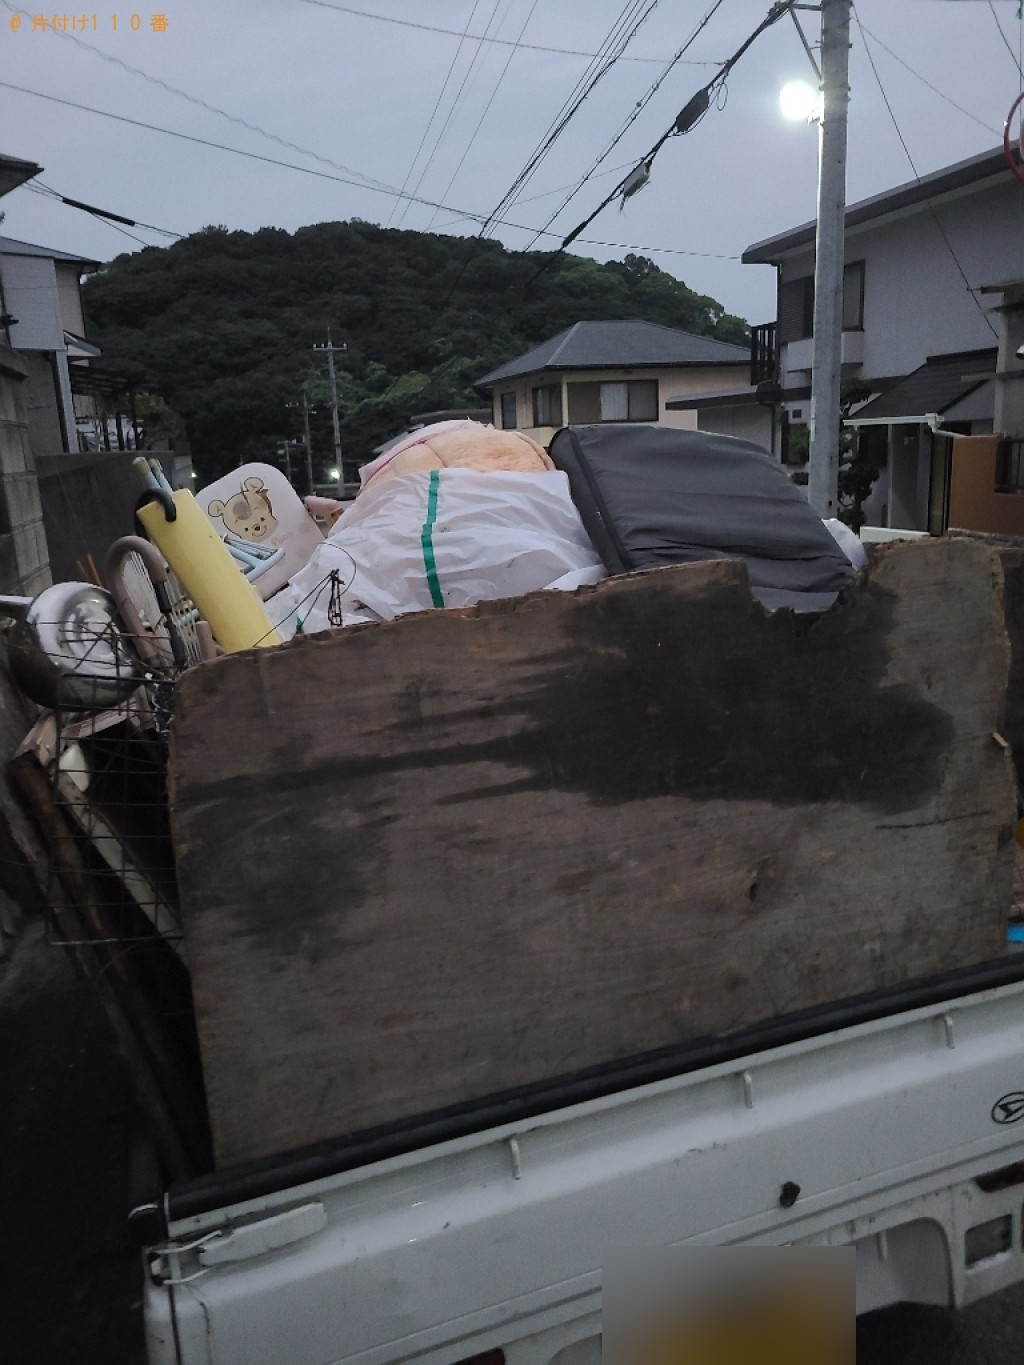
[198,463,327,602]
[207,477,279,541]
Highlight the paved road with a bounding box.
[4,919,1024,1364]
[858,1292,1024,1363]
[0,919,145,1365]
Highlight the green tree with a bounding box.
[83,222,751,482]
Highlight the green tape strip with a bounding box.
[420,469,444,608]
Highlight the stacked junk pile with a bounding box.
[3,417,1014,1177]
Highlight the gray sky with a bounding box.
[1,0,1022,326]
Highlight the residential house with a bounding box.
[742,145,1024,528]
[0,233,103,455]
[0,156,50,594]
[0,156,188,590]
[476,319,767,447]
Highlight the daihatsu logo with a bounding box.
[991,1092,1024,1125]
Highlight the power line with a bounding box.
[533,0,796,276]
[396,0,506,231]
[524,0,729,250]
[575,236,738,260]
[987,0,1024,80]
[433,0,663,313]
[0,79,738,260]
[388,0,488,228]
[854,9,998,339]
[0,80,441,207]
[297,0,719,65]
[25,183,153,248]
[855,19,1001,138]
[430,158,639,231]
[424,0,545,232]
[479,0,662,238]
[28,178,182,238]
[0,0,396,196]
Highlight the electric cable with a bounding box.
[523,0,729,250]
[430,158,639,231]
[0,80,738,261]
[25,182,154,247]
[396,0,506,231]
[854,9,998,339]
[424,0,544,232]
[388,0,488,229]
[855,19,1001,138]
[478,0,662,235]
[0,80,452,212]
[988,0,1024,80]
[26,178,182,238]
[297,0,717,65]
[0,0,397,196]
[430,0,663,314]
[527,0,796,283]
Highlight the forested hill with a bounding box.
[83,220,750,482]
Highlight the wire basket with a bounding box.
[44,677,184,960]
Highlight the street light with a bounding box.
[780,80,819,123]
[329,467,340,481]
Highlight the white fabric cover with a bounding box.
[268,469,606,636]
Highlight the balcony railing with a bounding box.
[750,322,778,387]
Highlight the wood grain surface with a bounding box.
[169,539,1016,1167]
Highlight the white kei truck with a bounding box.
[19,530,1024,1364]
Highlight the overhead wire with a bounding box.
[28,178,182,238]
[854,20,1001,138]
[24,182,153,248]
[388,0,488,229]
[0,80,438,209]
[0,0,396,195]
[297,0,718,65]
[427,0,664,316]
[430,158,640,231]
[853,9,998,339]
[529,0,796,280]
[523,0,729,250]
[396,0,506,231]
[424,0,544,232]
[477,0,663,236]
[0,79,737,261]
[988,0,1024,80]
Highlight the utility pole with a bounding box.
[313,328,347,498]
[277,439,295,486]
[301,392,314,497]
[807,0,852,520]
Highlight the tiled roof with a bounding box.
[0,234,100,267]
[0,154,42,200]
[850,349,997,422]
[477,320,748,385]
[743,146,1020,264]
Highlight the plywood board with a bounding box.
[169,539,1016,1167]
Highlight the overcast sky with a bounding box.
[1,0,1022,326]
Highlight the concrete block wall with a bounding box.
[0,345,51,595]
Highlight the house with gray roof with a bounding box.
[743,145,1024,529]
[477,319,769,447]
[0,233,102,457]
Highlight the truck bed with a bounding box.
[145,958,1024,1365]
[167,539,1014,1166]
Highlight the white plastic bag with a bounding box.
[268,470,606,636]
[822,517,869,571]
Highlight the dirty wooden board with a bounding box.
[169,539,1016,1167]
[994,547,1024,794]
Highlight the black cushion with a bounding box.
[548,425,855,611]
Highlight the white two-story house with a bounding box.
[743,145,1024,528]
[476,319,768,448]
